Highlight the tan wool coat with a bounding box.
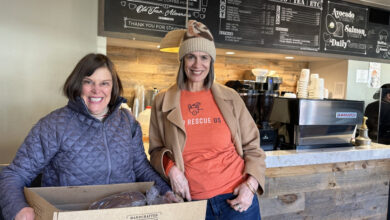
[149,83,266,193]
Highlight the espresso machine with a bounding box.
[270,98,364,150]
[226,76,282,151]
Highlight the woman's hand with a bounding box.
[227,176,258,212]
[15,207,35,220]
[163,190,184,203]
[168,166,191,201]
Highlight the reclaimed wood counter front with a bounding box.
[259,143,390,219]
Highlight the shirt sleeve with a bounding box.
[163,154,175,176]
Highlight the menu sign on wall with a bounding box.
[322,1,368,55]
[100,0,390,61]
[104,0,209,38]
[213,0,324,51]
[214,0,263,46]
[366,24,390,59]
[260,0,323,52]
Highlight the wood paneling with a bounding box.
[259,159,390,219]
[107,46,308,103]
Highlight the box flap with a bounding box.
[24,187,59,220]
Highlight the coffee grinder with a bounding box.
[225,80,259,121]
[255,76,282,151]
[226,75,282,151]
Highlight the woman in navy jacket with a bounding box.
[0,54,174,220]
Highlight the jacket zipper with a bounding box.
[102,124,112,184]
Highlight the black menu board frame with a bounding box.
[99,0,390,63]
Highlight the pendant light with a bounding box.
[159,29,186,53]
[159,0,188,53]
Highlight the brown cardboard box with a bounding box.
[24,182,207,220]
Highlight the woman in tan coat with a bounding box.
[149,20,266,220]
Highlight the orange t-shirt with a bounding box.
[165,89,246,200]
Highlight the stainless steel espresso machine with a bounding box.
[270,98,364,150]
[226,76,282,151]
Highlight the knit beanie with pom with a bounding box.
[178,20,216,61]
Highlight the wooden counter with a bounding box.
[142,139,389,218]
[259,143,390,219]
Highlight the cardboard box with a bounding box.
[24,182,207,220]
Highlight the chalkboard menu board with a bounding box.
[259,0,322,51]
[103,0,189,37]
[321,1,368,55]
[366,23,390,59]
[99,0,390,61]
[210,0,264,46]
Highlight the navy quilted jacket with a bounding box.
[0,97,171,220]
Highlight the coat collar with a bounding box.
[211,83,235,101]
[162,84,181,112]
[210,84,238,140]
[161,84,185,132]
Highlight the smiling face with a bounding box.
[183,51,211,91]
[81,67,113,115]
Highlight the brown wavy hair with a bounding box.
[63,53,123,108]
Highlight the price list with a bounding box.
[215,0,263,46]
[260,0,323,51]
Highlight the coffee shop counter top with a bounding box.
[144,141,390,167]
[265,142,390,168]
[260,143,390,219]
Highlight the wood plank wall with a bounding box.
[107,46,308,103]
[259,159,390,219]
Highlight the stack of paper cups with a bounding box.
[297,69,310,98]
[308,74,318,96]
[309,77,324,99]
[324,88,329,99]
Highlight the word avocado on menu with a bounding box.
[321,1,368,55]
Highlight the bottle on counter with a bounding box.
[137,106,152,138]
[355,116,371,148]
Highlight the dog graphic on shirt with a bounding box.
[188,102,203,116]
